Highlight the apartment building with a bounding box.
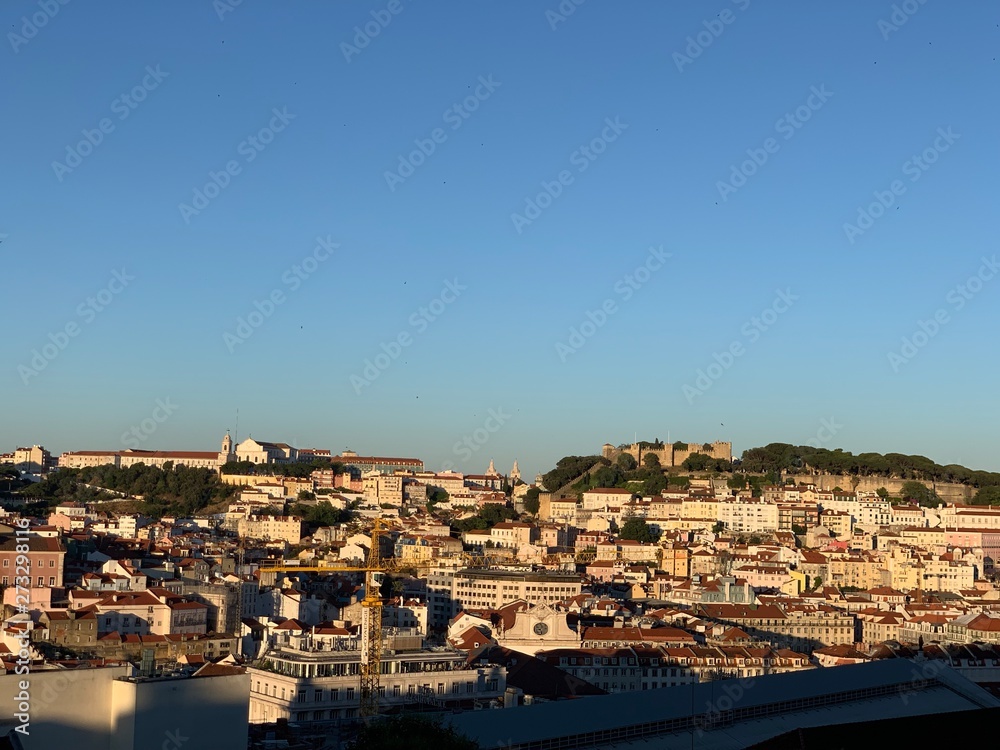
[819,509,853,536]
[825,553,891,590]
[776,503,821,531]
[718,500,779,533]
[237,515,305,544]
[451,569,584,614]
[68,588,209,636]
[362,471,403,504]
[697,603,856,652]
[334,451,424,474]
[537,644,813,693]
[3,444,54,473]
[247,643,506,723]
[35,608,99,648]
[940,506,1000,530]
[596,540,660,563]
[545,497,580,523]
[582,488,635,511]
[490,521,537,549]
[0,535,66,588]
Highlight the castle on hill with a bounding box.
[602,439,732,467]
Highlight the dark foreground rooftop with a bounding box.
[448,658,999,750]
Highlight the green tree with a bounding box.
[619,516,661,544]
[727,474,748,490]
[900,480,941,507]
[591,465,625,488]
[973,486,1000,506]
[712,521,726,534]
[298,490,316,502]
[876,486,889,499]
[642,472,667,497]
[643,453,661,470]
[523,487,541,515]
[616,453,637,471]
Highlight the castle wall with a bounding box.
[602,441,733,468]
[783,474,975,503]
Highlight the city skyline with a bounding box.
[8,422,999,485]
[5,2,998,480]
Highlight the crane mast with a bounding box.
[359,521,385,717]
[257,519,503,718]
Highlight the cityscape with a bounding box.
[3,2,998,750]
[3,435,1000,748]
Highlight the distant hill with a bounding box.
[740,443,1000,488]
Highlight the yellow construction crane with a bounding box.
[257,520,504,717]
[259,519,389,716]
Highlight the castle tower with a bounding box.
[511,460,521,483]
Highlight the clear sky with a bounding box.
[3,1,998,480]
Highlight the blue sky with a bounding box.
[2,0,998,479]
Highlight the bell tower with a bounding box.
[219,431,234,465]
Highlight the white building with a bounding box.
[248,643,506,723]
[0,662,248,750]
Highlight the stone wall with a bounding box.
[783,474,975,503]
